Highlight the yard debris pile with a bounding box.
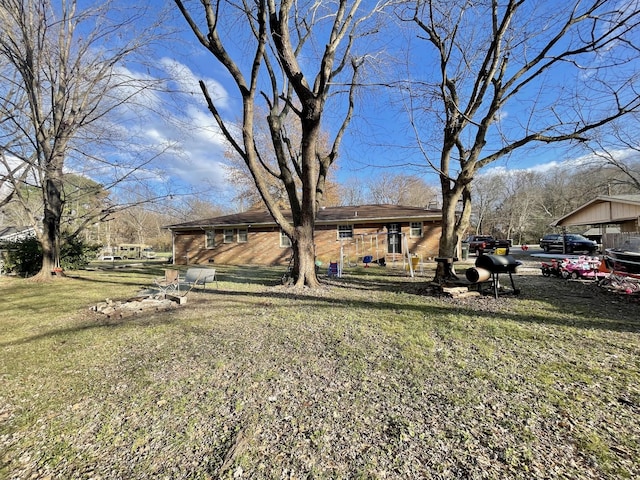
[598,274,640,296]
[91,295,179,318]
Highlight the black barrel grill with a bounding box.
[465,254,521,299]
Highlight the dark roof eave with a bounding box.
[165,205,443,230]
[168,215,442,231]
[317,214,442,224]
[168,221,274,231]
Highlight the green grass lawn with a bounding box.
[1,263,639,479]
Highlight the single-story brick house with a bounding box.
[167,204,443,266]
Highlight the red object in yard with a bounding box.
[559,256,607,280]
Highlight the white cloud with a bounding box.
[159,57,230,110]
[149,102,233,188]
[494,110,508,122]
[480,146,640,177]
[1,55,239,204]
[114,59,239,191]
[157,60,236,186]
[526,161,564,174]
[111,64,164,111]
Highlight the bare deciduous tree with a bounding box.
[368,173,437,207]
[582,118,640,193]
[402,0,640,281]
[174,0,389,287]
[336,177,368,206]
[222,111,342,211]
[472,173,507,235]
[0,0,170,280]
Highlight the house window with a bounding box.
[224,229,234,243]
[338,224,353,239]
[280,230,292,248]
[237,228,248,243]
[387,223,402,254]
[205,230,215,249]
[410,222,423,238]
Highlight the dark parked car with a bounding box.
[539,234,598,254]
[462,235,511,255]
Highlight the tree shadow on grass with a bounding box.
[6,266,636,350]
[218,265,284,286]
[65,275,152,289]
[321,267,640,333]
[198,271,640,334]
[73,265,284,288]
[0,307,181,348]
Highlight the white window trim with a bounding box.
[337,224,354,239]
[223,228,234,243]
[237,228,248,243]
[280,230,292,248]
[410,222,423,238]
[205,229,216,249]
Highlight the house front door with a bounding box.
[387,224,402,254]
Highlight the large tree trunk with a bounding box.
[291,223,319,288]
[32,173,64,281]
[290,174,319,287]
[434,183,473,284]
[434,192,460,282]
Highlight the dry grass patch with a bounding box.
[1,262,639,478]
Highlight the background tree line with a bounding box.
[4,152,637,258]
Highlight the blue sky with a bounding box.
[124,0,639,207]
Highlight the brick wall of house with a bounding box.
[312,222,441,264]
[172,220,442,266]
[173,226,290,265]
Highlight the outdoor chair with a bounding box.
[153,269,180,294]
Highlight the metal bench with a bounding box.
[180,267,217,291]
